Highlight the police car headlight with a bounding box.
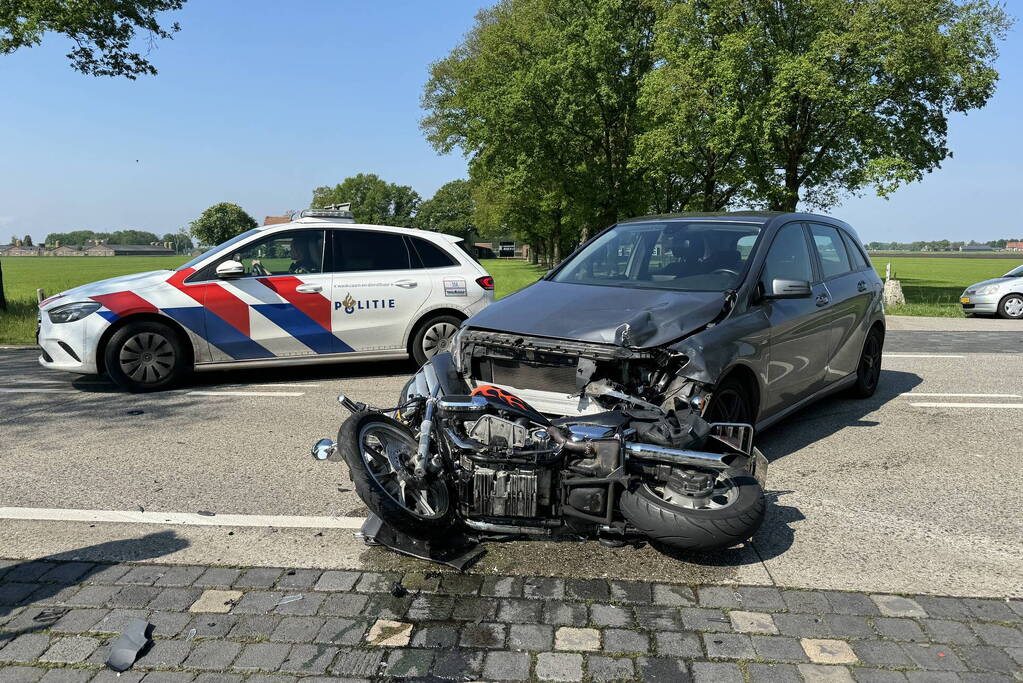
[48,301,101,324]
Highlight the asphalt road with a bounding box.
[1,318,1020,598]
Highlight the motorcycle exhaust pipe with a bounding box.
[623,441,737,470]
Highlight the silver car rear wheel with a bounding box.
[410,315,463,366]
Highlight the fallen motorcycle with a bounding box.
[312,353,768,568]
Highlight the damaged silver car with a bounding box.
[314,212,885,563]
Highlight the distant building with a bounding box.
[263,215,292,226]
[85,243,176,256]
[4,245,43,256]
[47,245,85,256]
[474,240,528,259]
[1007,241,1023,252]
[959,244,992,252]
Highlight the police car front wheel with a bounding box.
[104,321,189,392]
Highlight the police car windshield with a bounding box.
[178,228,263,271]
[551,221,761,292]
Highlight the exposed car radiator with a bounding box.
[476,357,578,394]
[470,467,539,517]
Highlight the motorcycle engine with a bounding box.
[458,414,555,518]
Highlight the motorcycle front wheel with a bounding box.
[619,467,765,551]
[339,412,457,539]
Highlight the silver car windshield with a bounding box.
[552,221,761,292]
[178,228,263,271]
[1004,264,1023,277]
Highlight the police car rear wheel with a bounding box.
[105,321,188,392]
[411,315,461,366]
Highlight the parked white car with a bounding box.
[960,263,1023,319]
[36,209,495,391]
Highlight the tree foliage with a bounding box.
[422,0,1011,262]
[162,232,194,252]
[189,203,257,247]
[645,0,1012,211]
[1,0,187,78]
[414,179,476,240]
[22,235,33,247]
[423,0,657,264]
[311,173,420,227]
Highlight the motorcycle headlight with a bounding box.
[973,285,998,295]
[47,301,101,324]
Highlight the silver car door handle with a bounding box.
[295,284,322,293]
[394,280,418,289]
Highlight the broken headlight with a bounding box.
[48,301,101,324]
[450,326,466,371]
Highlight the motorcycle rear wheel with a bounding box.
[619,467,765,551]
[339,412,457,539]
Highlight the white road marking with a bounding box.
[0,507,365,529]
[910,402,1023,409]
[9,379,65,384]
[0,388,82,394]
[187,390,305,397]
[248,383,320,388]
[884,354,965,359]
[905,393,1022,398]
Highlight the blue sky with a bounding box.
[1,0,1020,245]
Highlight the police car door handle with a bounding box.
[394,280,418,289]
[295,284,322,293]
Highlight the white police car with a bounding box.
[37,207,495,391]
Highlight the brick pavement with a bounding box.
[1,559,1021,682]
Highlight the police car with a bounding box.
[36,207,495,391]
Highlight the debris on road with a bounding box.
[105,618,152,672]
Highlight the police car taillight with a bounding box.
[476,276,495,291]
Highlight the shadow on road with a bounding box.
[0,530,189,641]
[757,369,923,462]
[64,357,418,393]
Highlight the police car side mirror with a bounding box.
[216,260,244,279]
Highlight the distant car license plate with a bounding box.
[960,297,970,304]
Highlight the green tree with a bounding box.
[22,235,33,247]
[422,0,657,264]
[1,0,187,79]
[189,203,257,248]
[108,229,160,245]
[647,0,1011,211]
[311,173,420,226]
[162,231,193,253]
[0,0,187,311]
[415,179,476,240]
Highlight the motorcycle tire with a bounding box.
[619,467,765,551]
[338,412,458,540]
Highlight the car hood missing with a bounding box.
[465,279,725,348]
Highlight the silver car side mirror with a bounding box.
[764,279,812,299]
[215,260,244,279]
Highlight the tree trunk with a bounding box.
[551,210,563,265]
[528,244,538,265]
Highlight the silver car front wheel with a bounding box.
[999,294,1023,319]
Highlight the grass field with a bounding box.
[871,256,1021,317]
[0,256,188,344]
[2,253,1018,344]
